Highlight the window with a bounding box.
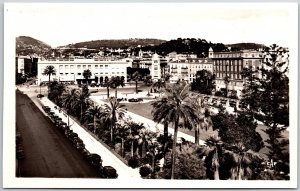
[83,65,86,69]
[95,65,98,69]
[100,65,103,68]
[77,73,81,75]
[59,65,63,70]
[105,65,108,68]
[77,65,81,70]
[65,65,69,70]
[65,73,69,75]
[88,65,91,70]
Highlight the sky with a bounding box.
[6,3,298,48]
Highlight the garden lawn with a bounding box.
[122,101,218,142]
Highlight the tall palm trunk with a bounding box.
[48,74,51,91]
[135,80,138,94]
[141,140,146,158]
[107,85,110,99]
[93,116,97,134]
[80,103,83,124]
[195,125,200,145]
[121,138,124,157]
[213,149,220,180]
[171,116,179,179]
[131,140,134,157]
[163,121,168,166]
[115,87,118,98]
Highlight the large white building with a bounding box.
[38,58,132,85]
[168,58,213,83]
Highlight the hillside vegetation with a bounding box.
[16,36,52,56]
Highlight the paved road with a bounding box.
[16,91,100,178]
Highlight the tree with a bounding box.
[110,76,124,98]
[152,79,165,97]
[191,97,207,145]
[83,69,92,84]
[225,143,261,180]
[84,104,103,133]
[211,107,263,152]
[48,80,65,106]
[62,88,78,114]
[151,82,201,179]
[104,76,111,99]
[72,85,91,123]
[132,71,142,94]
[239,45,289,178]
[101,97,126,146]
[42,65,56,90]
[223,75,230,97]
[191,70,216,95]
[164,142,206,179]
[203,136,223,180]
[124,121,145,158]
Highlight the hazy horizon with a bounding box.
[8,3,297,48]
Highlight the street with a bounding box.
[16,91,101,178]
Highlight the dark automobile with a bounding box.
[68,132,78,141]
[117,98,123,102]
[82,148,91,159]
[87,153,102,167]
[128,98,138,102]
[37,94,44,98]
[73,138,85,150]
[101,166,118,178]
[137,98,143,102]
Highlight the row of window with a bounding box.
[59,71,125,76]
[58,65,125,71]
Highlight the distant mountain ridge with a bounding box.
[226,43,266,51]
[16,36,52,56]
[59,38,167,49]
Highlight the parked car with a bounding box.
[87,153,102,167]
[37,94,44,98]
[117,98,123,102]
[137,98,143,102]
[68,132,78,141]
[73,139,85,150]
[101,166,118,178]
[128,98,138,102]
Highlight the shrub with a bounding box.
[128,156,140,169]
[139,165,152,178]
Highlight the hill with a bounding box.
[16,36,52,56]
[226,43,266,51]
[59,38,166,49]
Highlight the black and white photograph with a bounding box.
[3,2,298,189]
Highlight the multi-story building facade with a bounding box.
[37,58,131,85]
[210,48,263,96]
[168,58,213,83]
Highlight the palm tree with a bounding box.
[42,65,56,90]
[204,136,223,180]
[84,104,103,133]
[225,143,260,180]
[124,121,145,158]
[100,97,126,145]
[104,76,111,99]
[48,80,65,106]
[83,69,92,85]
[110,76,124,98]
[152,79,165,97]
[191,97,207,145]
[132,71,141,94]
[223,75,230,97]
[72,85,90,123]
[62,88,78,114]
[151,82,201,179]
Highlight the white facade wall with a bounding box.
[169,60,213,83]
[38,58,130,85]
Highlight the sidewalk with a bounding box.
[18,85,142,179]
